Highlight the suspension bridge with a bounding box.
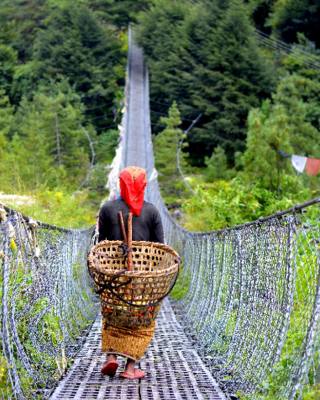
[1,30,320,400]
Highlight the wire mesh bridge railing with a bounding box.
[0,206,97,399]
[108,28,320,399]
[1,27,320,400]
[151,193,320,399]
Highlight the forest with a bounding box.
[0,0,319,230]
[0,1,320,398]
[139,0,320,231]
[0,0,136,225]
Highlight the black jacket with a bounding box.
[98,198,164,243]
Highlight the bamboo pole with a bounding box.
[127,212,133,271]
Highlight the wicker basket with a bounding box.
[87,239,180,328]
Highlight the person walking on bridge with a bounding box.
[98,166,164,380]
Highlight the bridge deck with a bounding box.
[50,299,226,400]
[50,28,227,400]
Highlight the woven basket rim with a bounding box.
[92,264,178,277]
[90,239,179,257]
[88,239,180,276]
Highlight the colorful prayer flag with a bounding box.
[291,155,307,173]
[291,154,320,176]
[305,158,320,176]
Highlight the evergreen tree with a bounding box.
[279,38,320,78]
[137,0,225,135]
[248,0,274,33]
[270,0,320,47]
[137,0,193,126]
[0,45,17,95]
[0,83,94,191]
[273,73,320,155]
[88,0,151,28]
[0,0,48,62]
[242,72,320,193]
[0,2,126,129]
[32,4,125,132]
[14,83,92,187]
[189,0,275,162]
[0,91,14,191]
[154,102,188,203]
[205,146,232,181]
[0,91,13,139]
[138,0,275,164]
[242,101,294,191]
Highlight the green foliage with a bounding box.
[95,129,119,164]
[0,0,49,62]
[0,356,9,395]
[247,0,274,33]
[31,3,125,130]
[242,72,320,192]
[189,0,275,162]
[0,0,126,133]
[170,265,190,301]
[154,102,189,204]
[0,90,13,148]
[3,189,96,228]
[0,0,126,209]
[0,91,15,189]
[273,73,320,148]
[269,0,320,47]
[182,178,309,231]
[88,0,151,27]
[205,146,235,181]
[278,35,320,78]
[0,83,94,192]
[138,0,275,164]
[0,44,17,94]
[239,210,320,399]
[242,101,294,191]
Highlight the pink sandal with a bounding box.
[119,368,145,380]
[101,360,119,376]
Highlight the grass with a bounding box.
[170,265,191,301]
[0,187,104,228]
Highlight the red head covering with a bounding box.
[119,166,147,216]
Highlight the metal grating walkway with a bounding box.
[50,28,227,400]
[50,299,226,400]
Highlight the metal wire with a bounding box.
[255,29,320,70]
[121,29,320,399]
[0,207,97,399]
[148,139,320,400]
[2,26,320,400]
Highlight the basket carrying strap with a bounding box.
[118,211,127,243]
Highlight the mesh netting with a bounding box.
[150,195,320,398]
[122,29,320,399]
[1,27,320,400]
[0,206,97,399]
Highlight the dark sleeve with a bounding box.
[151,208,164,243]
[98,206,109,242]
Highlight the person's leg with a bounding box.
[107,354,117,362]
[120,358,145,379]
[124,358,135,374]
[101,353,119,376]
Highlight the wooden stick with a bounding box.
[127,212,133,271]
[118,211,127,243]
